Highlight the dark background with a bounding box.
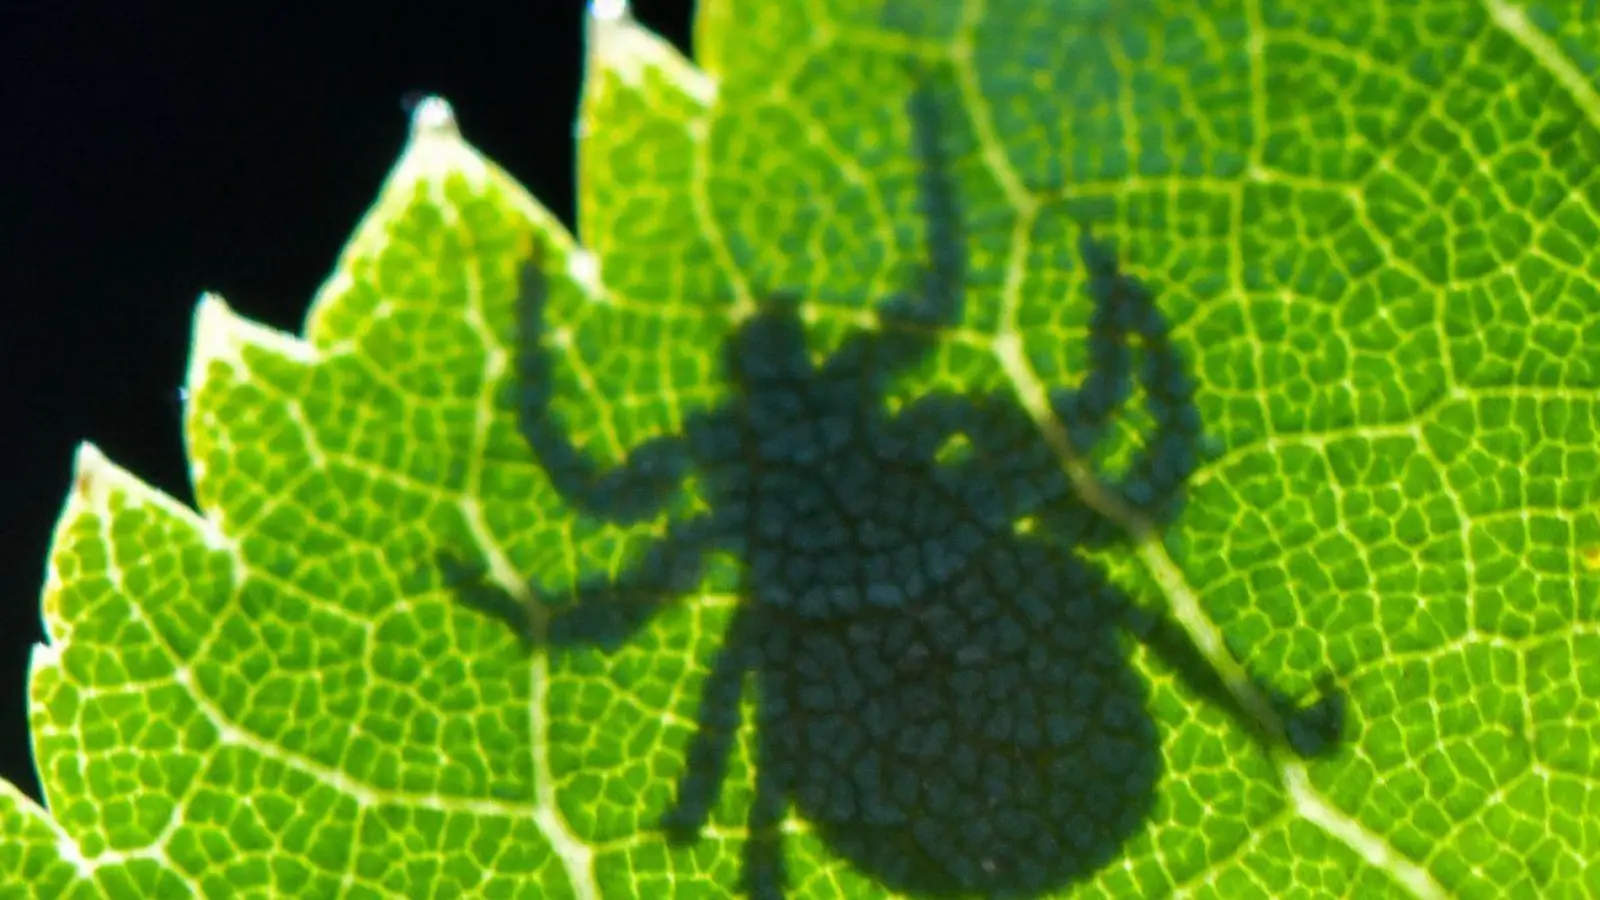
[1,1,695,806]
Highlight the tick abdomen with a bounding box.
[763,535,1158,896]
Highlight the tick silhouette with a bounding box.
[457,88,1337,899]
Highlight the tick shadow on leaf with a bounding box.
[446,83,1345,900]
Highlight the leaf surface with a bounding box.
[6,2,1600,898]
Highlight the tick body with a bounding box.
[490,79,1212,899]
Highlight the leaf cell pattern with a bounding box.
[7,2,1600,899]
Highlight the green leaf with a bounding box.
[7,2,1600,898]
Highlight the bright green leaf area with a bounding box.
[7,1,1600,898]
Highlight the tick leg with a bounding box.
[1051,230,1201,521]
[821,80,966,391]
[513,258,692,526]
[739,673,793,900]
[660,603,759,842]
[1129,582,1347,760]
[875,77,965,336]
[546,514,717,653]
[1051,231,1140,454]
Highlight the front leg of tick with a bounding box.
[816,81,966,394]
[545,514,718,653]
[512,258,693,526]
[1052,230,1201,519]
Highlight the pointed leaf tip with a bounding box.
[590,0,631,23]
[191,291,236,362]
[586,0,635,61]
[580,0,714,102]
[70,442,112,506]
[408,95,459,139]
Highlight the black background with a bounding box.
[2,1,695,806]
